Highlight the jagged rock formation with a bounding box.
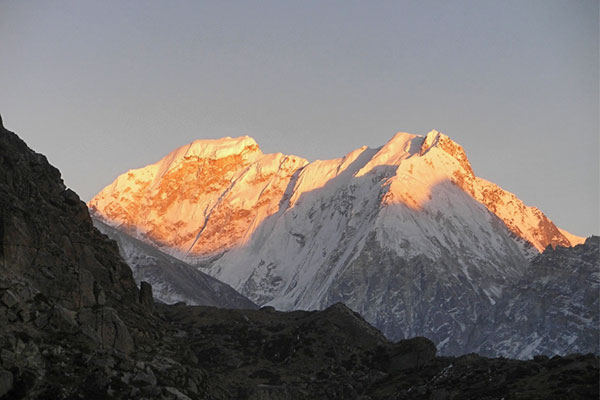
[93,218,257,309]
[0,118,598,399]
[0,116,227,398]
[89,131,593,357]
[478,237,600,358]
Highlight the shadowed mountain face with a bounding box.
[0,119,598,399]
[479,237,600,358]
[92,218,257,309]
[89,131,594,357]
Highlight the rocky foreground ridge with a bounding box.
[1,118,598,399]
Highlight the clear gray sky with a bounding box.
[1,0,598,236]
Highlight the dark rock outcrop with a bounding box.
[0,119,222,398]
[139,281,154,311]
[0,369,13,398]
[388,337,437,372]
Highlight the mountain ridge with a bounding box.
[1,117,597,399]
[89,130,593,357]
[90,130,583,258]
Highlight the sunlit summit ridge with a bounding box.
[89,129,586,355]
[90,130,582,258]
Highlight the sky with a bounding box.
[0,0,598,236]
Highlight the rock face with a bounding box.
[89,131,593,357]
[388,337,438,372]
[478,237,600,358]
[0,119,598,398]
[0,117,217,397]
[93,218,257,309]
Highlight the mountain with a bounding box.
[480,237,599,358]
[89,130,591,357]
[89,132,583,259]
[1,117,597,399]
[92,218,257,309]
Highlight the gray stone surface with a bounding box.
[0,369,13,398]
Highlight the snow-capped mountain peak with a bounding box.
[355,132,420,177]
[90,130,582,259]
[88,130,591,356]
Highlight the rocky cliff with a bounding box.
[0,115,224,398]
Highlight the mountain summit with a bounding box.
[90,131,581,258]
[89,131,590,356]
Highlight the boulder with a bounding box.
[0,369,13,398]
[388,337,437,372]
[96,307,135,354]
[1,290,18,308]
[49,305,79,333]
[139,281,153,311]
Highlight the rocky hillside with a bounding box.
[162,304,599,400]
[93,218,257,309]
[1,117,597,399]
[88,131,593,357]
[0,116,224,398]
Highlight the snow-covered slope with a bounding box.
[89,131,581,260]
[90,136,307,259]
[89,130,590,356]
[93,218,257,309]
